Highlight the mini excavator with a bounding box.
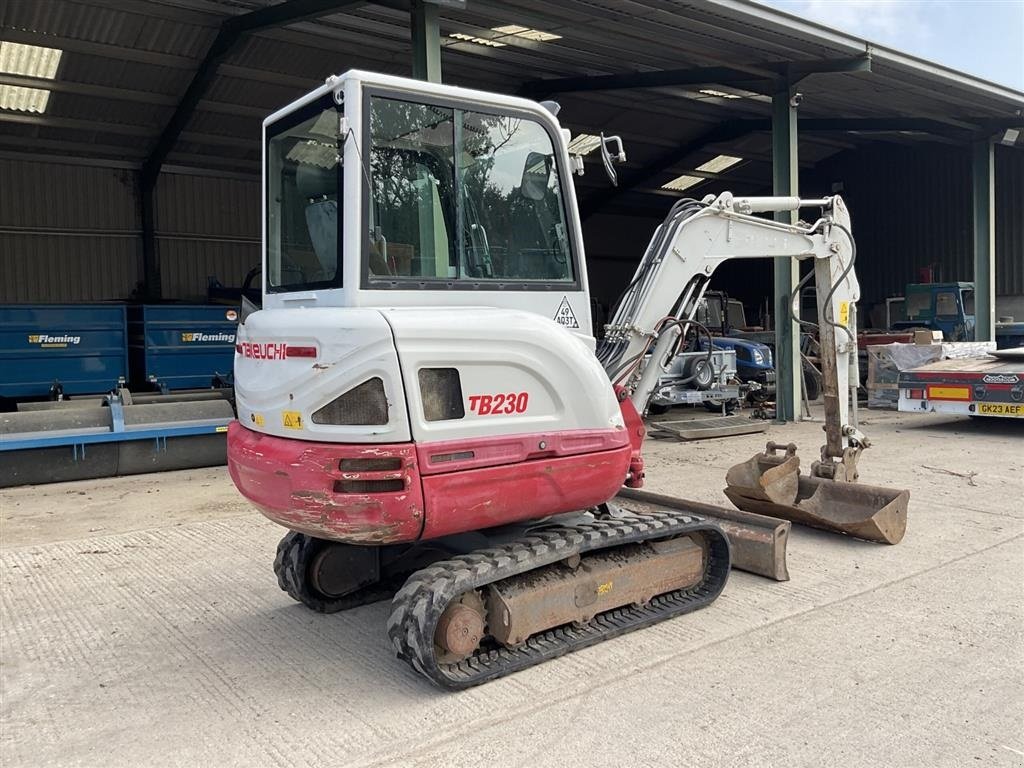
[227,71,907,689]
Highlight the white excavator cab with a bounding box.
[261,70,593,336]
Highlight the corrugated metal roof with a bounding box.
[1,0,1021,214]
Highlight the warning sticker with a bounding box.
[282,411,303,430]
[838,301,850,327]
[553,296,579,329]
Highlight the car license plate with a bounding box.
[978,402,1024,417]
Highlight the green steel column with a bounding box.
[971,138,995,341]
[411,0,442,83]
[140,171,161,301]
[772,83,800,422]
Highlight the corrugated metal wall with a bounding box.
[995,145,1023,298]
[1,146,1018,308]
[0,157,260,303]
[155,172,260,300]
[809,143,1023,303]
[0,158,140,302]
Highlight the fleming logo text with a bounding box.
[181,332,236,343]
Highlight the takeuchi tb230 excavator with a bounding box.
[227,70,905,689]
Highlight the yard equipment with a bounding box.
[227,71,909,689]
[697,291,776,401]
[0,388,232,487]
[128,304,238,391]
[0,304,128,403]
[887,281,1024,349]
[898,351,1024,420]
[646,346,742,414]
[0,303,238,486]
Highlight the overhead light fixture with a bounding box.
[448,32,506,47]
[567,133,602,155]
[661,155,744,192]
[1001,128,1020,146]
[0,41,63,114]
[699,88,742,100]
[491,24,562,42]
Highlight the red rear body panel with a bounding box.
[228,420,633,544]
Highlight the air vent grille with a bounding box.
[334,479,404,493]
[312,377,388,425]
[339,457,402,471]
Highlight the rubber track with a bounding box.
[274,532,399,613]
[385,511,731,690]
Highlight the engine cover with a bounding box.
[234,306,624,445]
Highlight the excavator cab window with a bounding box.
[368,99,458,278]
[265,95,342,292]
[365,95,575,287]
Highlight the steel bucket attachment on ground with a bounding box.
[724,441,801,506]
[724,473,909,545]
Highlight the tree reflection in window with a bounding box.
[367,96,573,283]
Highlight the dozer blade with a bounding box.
[615,488,790,581]
[724,441,801,505]
[724,474,909,545]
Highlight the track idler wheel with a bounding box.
[273,532,382,613]
[434,591,486,663]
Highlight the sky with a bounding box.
[756,0,1024,90]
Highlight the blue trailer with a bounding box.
[128,304,238,391]
[0,304,128,399]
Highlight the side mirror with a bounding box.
[520,151,552,201]
[599,133,626,186]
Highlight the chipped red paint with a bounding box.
[228,419,636,544]
[227,422,424,544]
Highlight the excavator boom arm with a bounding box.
[599,193,862,471]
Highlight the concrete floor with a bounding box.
[1,407,1022,768]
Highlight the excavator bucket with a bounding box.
[724,442,801,506]
[725,443,910,545]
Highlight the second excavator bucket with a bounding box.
[725,443,910,545]
[724,441,801,505]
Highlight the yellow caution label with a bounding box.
[838,301,850,327]
[596,581,613,596]
[250,413,265,427]
[282,411,303,429]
